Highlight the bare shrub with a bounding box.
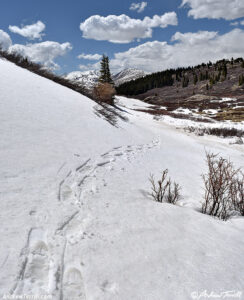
[93,83,116,105]
[202,152,243,220]
[149,170,181,204]
[230,173,244,216]
[149,170,169,203]
[186,126,244,138]
[166,179,182,204]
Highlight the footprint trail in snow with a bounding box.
[11,138,160,299]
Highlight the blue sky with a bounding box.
[1,0,244,74]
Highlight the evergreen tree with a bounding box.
[105,56,113,84]
[99,55,113,84]
[216,71,221,82]
[239,74,244,86]
[99,54,107,83]
[193,74,198,85]
[222,64,227,79]
[182,75,189,88]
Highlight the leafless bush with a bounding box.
[149,170,169,203]
[166,179,182,204]
[230,173,244,216]
[149,169,181,204]
[186,126,244,138]
[202,152,244,220]
[93,83,116,105]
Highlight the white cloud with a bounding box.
[9,41,72,70]
[171,31,218,45]
[0,29,12,50]
[230,21,239,26]
[79,64,91,71]
[130,2,147,13]
[79,12,178,43]
[241,20,244,25]
[79,63,100,71]
[78,53,102,60]
[181,0,244,20]
[105,29,244,73]
[9,21,46,40]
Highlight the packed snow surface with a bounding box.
[0,59,244,300]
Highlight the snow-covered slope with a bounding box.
[65,68,146,89]
[0,59,244,300]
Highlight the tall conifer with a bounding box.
[99,55,113,84]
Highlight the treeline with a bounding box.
[116,57,244,96]
[0,48,92,100]
[116,70,174,96]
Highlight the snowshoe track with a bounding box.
[10,138,160,299]
[58,138,160,207]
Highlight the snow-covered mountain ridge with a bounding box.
[0,59,244,300]
[65,68,147,89]
[112,68,147,86]
[65,70,100,89]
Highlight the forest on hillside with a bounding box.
[116,58,244,96]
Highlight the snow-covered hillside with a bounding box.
[65,68,146,89]
[0,59,244,300]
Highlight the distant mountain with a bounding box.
[113,68,147,86]
[65,70,100,90]
[65,68,147,89]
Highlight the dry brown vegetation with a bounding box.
[202,152,244,220]
[149,170,181,205]
[93,83,116,105]
[136,96,244,122]
[136,107,213,123]
[149,153,243,221]
[186,126,244,138]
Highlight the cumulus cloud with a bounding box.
[0,29,12,50]
[79,63,100,71]
[77,53,102,60]
[181,0,244,20]
[171,31,218,44]
[9,21,45,40]
[130,2,147,13]
[9,41,72,70]
[79,12,178,43]
[241,20,244,25]
[105,29,244,73]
